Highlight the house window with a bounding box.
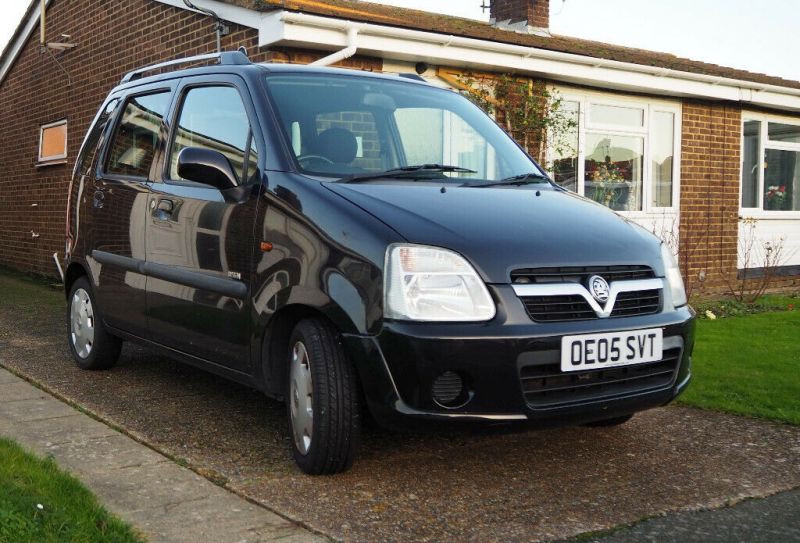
[38,120,67,164]
[549,93,680,213]
[741,116,800,213]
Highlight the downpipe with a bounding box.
[310,26,359,67]
[53,253,64,282]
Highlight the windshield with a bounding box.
[263,73,545,182]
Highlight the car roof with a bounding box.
[112,57,429,95]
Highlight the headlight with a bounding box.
[384,244,496,322]
[661,243,687,308]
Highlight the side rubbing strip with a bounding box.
[92,250,142,273]
[141,261,247,299]
[91,250,247,299]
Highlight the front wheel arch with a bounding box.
[260,304,342,400]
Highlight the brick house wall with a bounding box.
[679,103,800,296]
[678,102,742,296]
[0,0,379,276]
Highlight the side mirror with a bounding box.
[177,147,238,191]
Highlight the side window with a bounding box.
[169,86,252,183]
[105,92,171,178]
[75,99,118,176]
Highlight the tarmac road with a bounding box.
[1,281,799,542]
[566,488,800,543]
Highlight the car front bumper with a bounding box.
[343,285,695,428]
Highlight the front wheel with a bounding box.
[66,277,122,370]
[286,319,360,475]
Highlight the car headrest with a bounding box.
[316,128,358,164]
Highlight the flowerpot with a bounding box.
[764,198,786,211]
[584,181,632,211]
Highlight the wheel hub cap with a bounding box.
[70,288,95,359]
[289,341,313,455]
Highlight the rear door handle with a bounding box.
[92,190,105,209]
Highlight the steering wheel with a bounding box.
[298,154,335,167]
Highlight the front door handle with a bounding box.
[152,199,175,220]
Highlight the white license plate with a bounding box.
[560,328,663,372]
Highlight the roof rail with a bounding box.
[120,51,251,84]
[398,73,426,82]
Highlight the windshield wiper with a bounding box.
[467,172,551,188]
[336,164,477,183]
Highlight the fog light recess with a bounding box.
[432,371,471,409]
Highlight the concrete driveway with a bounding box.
[1,283,799,542]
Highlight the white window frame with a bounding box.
[739,112,800,220]
[549,89,681,218]
[37,119,68,165]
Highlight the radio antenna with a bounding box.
[183,0,230,53]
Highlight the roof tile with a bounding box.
[225,0,800,90]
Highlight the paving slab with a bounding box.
[0,370,23,384]
[0,379,47,401]
[0,412,118,446]
[0,394,80,422]
[0,368,324,543]
[125,495,303,543]
[42,432,172,473]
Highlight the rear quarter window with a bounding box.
[105,91,171,178]
[75,99,119,177]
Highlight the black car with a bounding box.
[64,52,695,474]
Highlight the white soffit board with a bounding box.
[154,0,262,29]
[4,0,800,113]
[259,10,800,112]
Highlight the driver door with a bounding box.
[144,75,262,373]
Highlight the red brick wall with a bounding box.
[491,0,549,28]
[0,0,380,276]
[678,102,742,297]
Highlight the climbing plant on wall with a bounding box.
[455,72,577,171]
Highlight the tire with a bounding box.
[66,277,122,370]
[585,414,634,427]
[286,318,360,475]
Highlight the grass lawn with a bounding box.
[0,266,63,313]
[0,437,144,543]
[678,309,800,425]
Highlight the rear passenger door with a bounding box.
[144,75,262,372]
[91,88,173,337]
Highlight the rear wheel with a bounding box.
[286,318,360,475]
[66,277,122,370]
[585,414,634,427]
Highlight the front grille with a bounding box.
[520,347,682,409]
[520,289,662,322]
[511,265,655,284]
[611,290,661,317]
[522,295,596,322]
